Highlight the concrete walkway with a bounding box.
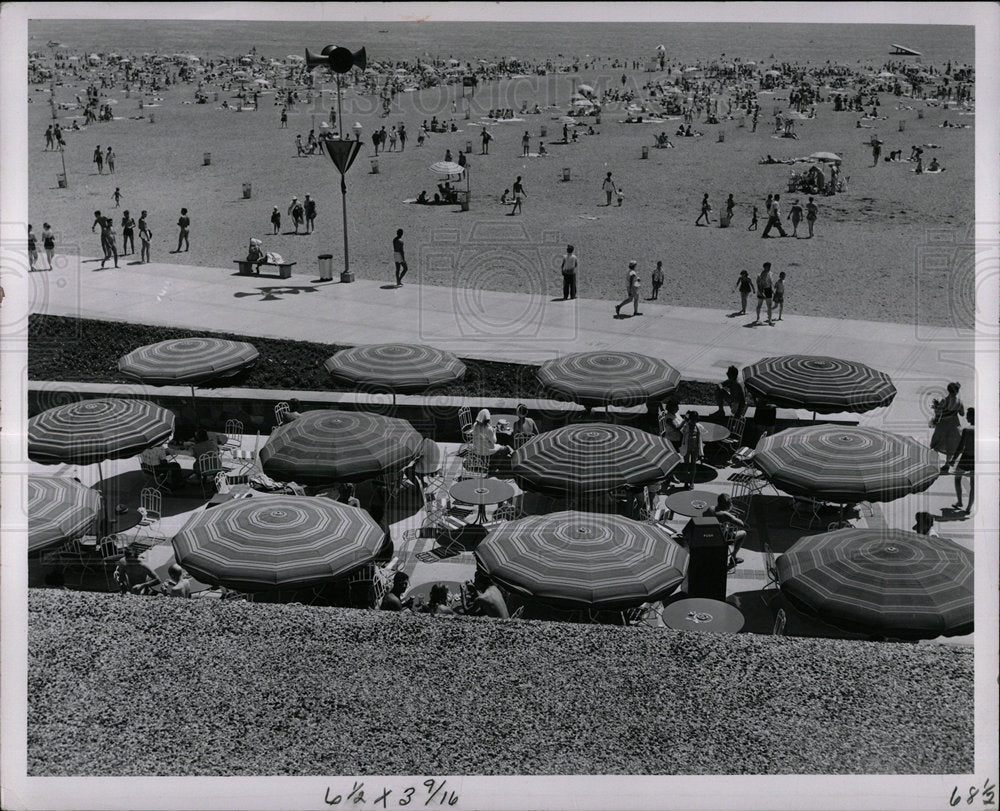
[30,253,975,437]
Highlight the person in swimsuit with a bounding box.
[509,176,526,215]
[773,271,786,320]
[731,270,754,314]
[947,407,974,514]
[28,224,38,271]
[754,262,774,325]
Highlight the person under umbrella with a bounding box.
[472,409,513,459]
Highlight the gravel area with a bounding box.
[28,589,973,776]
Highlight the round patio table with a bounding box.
[661,597,745,633]
[698,422,731,443]
[664,489,717,518]
[449,478,515,524]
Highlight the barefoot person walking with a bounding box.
[773,271,786,320]
[175,208,190,252]
[805,196,818,237]
[695,193,712,226]
[734,270,755,314]
[393,228,408,286]
[947,407,975,514]
[753,262,775,325]
[509,176,526,215]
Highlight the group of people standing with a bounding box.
[91,208,154,266]
[27,223,56,271]
[733,262,787,324]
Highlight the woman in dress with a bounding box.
[734,270,755,314]
[930,382,965,469]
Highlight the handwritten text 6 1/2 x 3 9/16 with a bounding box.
[325,779,460,807]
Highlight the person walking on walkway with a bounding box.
[947,407,975,514]
[560,244,578,300]
[805,196,818,237]
[695,193,712,226]
[41,223,56,270]
[753,262,775,324]
[773,271,786,320]
[509,176,525,215]
[393,228,408,286]
[28,224,39,271]
[175,207,190,252]
[138,212,152,263]
[93,212,118,269]
[734,270,755,314]
[288,197,304,234]
[761,194,787,238]
[602,172,616,206]
[615,261,642,318]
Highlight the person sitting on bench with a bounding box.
[246,238,265,273]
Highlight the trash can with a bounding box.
[370,158,379,173]
[595,115,601,124]
[465,140,472,153]
[464,109,470,119]
[898,120,906,132]
[318,254,334,281]
[214,91,219,102]
[242,182,252,199]
[56,173,67,189]
[641,145,649,159]
[718,130,725,142]
[460,191,470,212]
[149,112,155,123]
[203,152,211,166]
[562,167,571,181]
[540,125,547,137]
[918,109,924,119]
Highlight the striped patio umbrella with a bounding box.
[537,352,680,409]
[475,511,688,611]
[28,475,102,554]
[259,409,423,484]
[743,355,896,414]
[776,528,973,639]
[172,494,384,591]
[28,398,175,525]
[324,344,466,404]
[512,423,681,496]
[118,337,259,404]
[754,425,938,504]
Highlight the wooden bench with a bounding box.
[234,259,296,279]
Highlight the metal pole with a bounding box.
[336,73,344,140]
[60,143,67,187]
[341,175,349,274]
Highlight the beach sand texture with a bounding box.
[28,21,974,327]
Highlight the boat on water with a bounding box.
[890,44,922,56]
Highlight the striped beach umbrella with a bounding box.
[172,494,384,591]
[118,337,259,404]
[776,528,974,639]
[259,409,422,484]
[754,425,938,503]
[29,398,175,524]
[743,355,896,414]
[324,344,466,404]
[513,423,681,496]
[28,475,102,554]
[537,352,680,409]
[475,511,687,610]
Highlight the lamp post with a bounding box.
[306,45,367,282]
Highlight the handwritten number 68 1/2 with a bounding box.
[950,779,996,807]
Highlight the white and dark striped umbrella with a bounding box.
[537,352,680,408]
[324,344,466,396]
[172,494,383,591]
[776,528,973,639]
[743,355,896,414]
[28,475,102,553]
[754,425,938,503]
[512,423,681,496]
[118,337,259,387]
[28,398,175,466]
[260,409,423,484]
[475,511,687,610]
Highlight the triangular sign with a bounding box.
[323,138,362,175]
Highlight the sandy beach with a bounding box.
[27,33,975,328]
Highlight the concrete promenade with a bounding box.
[29,253,976,436]
[25,253,981,552]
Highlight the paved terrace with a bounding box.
[23,255,980,640]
